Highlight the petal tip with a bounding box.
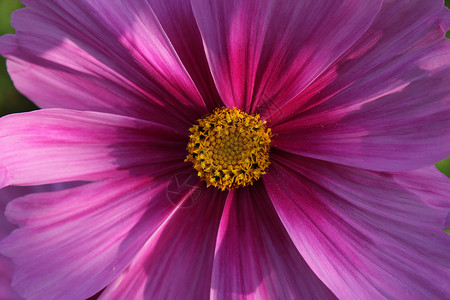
[0,34,18,56]
[439,2,450,31]
[0,166,11,189]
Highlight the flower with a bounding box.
[0,0,449,299]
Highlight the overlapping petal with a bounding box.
[0,109,186,188]
[0,0,207,127]
[100,185,225,300]
[0,184,83,300]
[210,184,336,300]
[272,0,450,171]
[264,152,450,299]
[0,170,200,300]
[0,1,448,299]
[0,188,22,300]
[149,0,221,110]
[191,0,382,111]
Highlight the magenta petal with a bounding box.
[0,167,8,190]
[100,185,225,300]
[272,0,450,171]
[0,189,22,300]
[0,184,81,300]
[191,0,382,111]
[0,256,21,300]
[0,34,16,56]
[264,153,450,299]
[0,171,200,300]
[1,0,207,126]
[0,109,186,188]
[211,184,336,299]
[149,0,222,110]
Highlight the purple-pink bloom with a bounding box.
[0,0,449,299]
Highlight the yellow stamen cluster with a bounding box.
[185,107,272,190]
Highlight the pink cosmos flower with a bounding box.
[0,0,449,299]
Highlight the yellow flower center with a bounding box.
[185,107,272,190]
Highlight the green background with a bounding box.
[1,0,449,176]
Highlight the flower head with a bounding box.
[185,107,272,190]
[0,0,449,299]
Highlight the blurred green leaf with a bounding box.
[0,0,37,116]
[0,1,23,34]
[436,157,450,178]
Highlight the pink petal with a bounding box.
[0,109,186,188]
[264,152,450,299]
[0,189,22,300]
[0,0,207,127]
[1,170,200,300]
[211,183,336,299]
[149,0,222,110]
[100,184,226,300]
[272,0,450,171]
[190,0,382,111]
[0,184,81,300]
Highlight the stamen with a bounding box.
[185,107,272,190]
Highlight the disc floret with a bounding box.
[185,107,272,190]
